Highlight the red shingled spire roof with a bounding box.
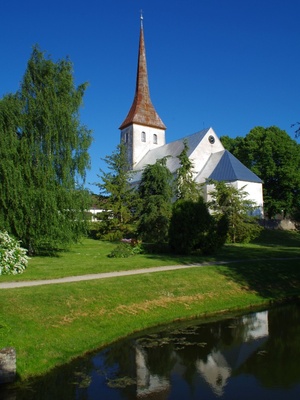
[119,18,166,130]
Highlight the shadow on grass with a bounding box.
[142,230,300,301]
[252,228,300,247]
[216,258,300,300]
[142,229,300,265]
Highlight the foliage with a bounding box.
[220,135,244,155]
[292,121,300,138]
[0,46,92,254]
[138,157,173,199]
[221,126,300,219]
[137,195,172,244]
[108,242,133,258]
[174,140,200,201]
[137,158,173,243]
[96,143,137,240]
[169,197,227,255]
[208,180,262,243]
[108,239,143,258]
[0,231,29,275]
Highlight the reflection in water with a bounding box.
[195,311,268,396]
[2,303,300,399]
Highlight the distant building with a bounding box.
[119,16,263,216]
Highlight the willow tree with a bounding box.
[0,95,24,236]
[0,47,92,254]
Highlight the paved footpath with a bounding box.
[0,261,231,289]
[1,257,299,289]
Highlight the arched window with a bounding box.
[153,134,158,144]
[141,131,146,142]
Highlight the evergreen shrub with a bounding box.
[169,198,228,255]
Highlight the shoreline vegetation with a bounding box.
[1,229,300,382]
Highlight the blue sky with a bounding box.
[1,0,300,193]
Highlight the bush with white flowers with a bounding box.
[0,231,29,275]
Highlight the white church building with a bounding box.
[119,17,263,216]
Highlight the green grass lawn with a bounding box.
[1,229,300,381]
[1,229,300,282]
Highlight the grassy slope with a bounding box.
[0,229,300,380]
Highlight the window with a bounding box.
[141,131,146,142]
[208,135,215,144]
[153,134,158,144]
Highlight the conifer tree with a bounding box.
[175,140,199,201]
[208,180,261,243]
[96,143,136,240]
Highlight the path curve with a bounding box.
[1,258,299,289]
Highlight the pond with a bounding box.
[2,302,300,399]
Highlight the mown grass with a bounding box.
[0,229,300,380]
[1,229,300,282]
[0,239,210,282]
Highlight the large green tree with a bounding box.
[0,95,23,237]
[221,126,300,219]
[0,47,92,254]
[96,143,136,240]
[137,158,173,244]
[219,135,244,155]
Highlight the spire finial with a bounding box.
[140,9,143,27]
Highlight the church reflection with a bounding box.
[133,310,269,398]
[195,312,268,396]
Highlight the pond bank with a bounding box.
[1,263,300,382]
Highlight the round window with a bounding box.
[208,135,215,144]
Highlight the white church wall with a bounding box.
[189,128,224,175]
[205,181,264,217]
[233,180,264,217]
[125,124,166,168]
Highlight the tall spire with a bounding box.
[119,16,166,130]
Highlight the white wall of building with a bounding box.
[121,124,166,168]
[204,180,264,217]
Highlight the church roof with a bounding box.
[130,128,211,183]
[198,150,263,183]
[119,19,166,131]
[133,128,210,172]
[131,130,262,185]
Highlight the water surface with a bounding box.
[2,302,300,399]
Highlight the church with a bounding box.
[119,16,264,216]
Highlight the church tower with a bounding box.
[119,15,166,169]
